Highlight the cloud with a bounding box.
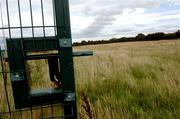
[0,0,180,42]
[70,0,159,39]
[70,0,180,40]
[74,10,117,38]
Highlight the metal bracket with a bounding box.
[11,72,24,81]
[73,51,93,57]
[59,38,72,48]
[64,93,75,102]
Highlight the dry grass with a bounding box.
[74,40,180,119]
[0,40,180,119]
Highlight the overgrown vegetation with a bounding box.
[0,40,180,119]
[74,40,180,119]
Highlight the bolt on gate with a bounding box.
[0,0,93,118]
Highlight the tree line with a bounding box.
[73,30,180,46]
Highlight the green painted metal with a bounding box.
[29,88,64,106]
[6,38,29,109]
[22,36,59,51]
[6,0,92,118]
[26,51,93,60]
[54,0,77,118]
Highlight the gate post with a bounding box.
[53,0,77,118]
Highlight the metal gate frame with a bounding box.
[0,0,93,118]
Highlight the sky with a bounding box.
[0,0,180,43]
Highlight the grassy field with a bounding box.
[0,40,180,119]
[74,40,180,119]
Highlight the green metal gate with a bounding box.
[0,0,92,118]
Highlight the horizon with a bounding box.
[0,29,179,50]
[0,0,180,43]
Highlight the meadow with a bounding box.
[0,40,180,119]
[74,40,180,119]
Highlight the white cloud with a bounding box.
[69,0,180,41]
[0,0,180,42]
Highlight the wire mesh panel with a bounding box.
[0,46,73,119]
[0,0,93,118]
[0,0,77,118]
[0,0,56,38]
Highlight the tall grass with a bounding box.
[0,40,180,118]
[74,40,180,119]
